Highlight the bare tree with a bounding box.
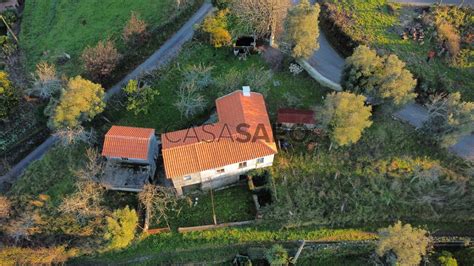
[174,81,207,118]
[27,61,61,99]
[0,195,11,219]
[138,184,177,231]
[53,126,96,146]
[59,180,104,222]
[230,0,291,43]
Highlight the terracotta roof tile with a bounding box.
[277,108,316,125]
[162,90,277,178]
[102,126,154,160]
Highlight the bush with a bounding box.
[81,39,121,82]
[265,244,288,265]
[123,79,160,115]
[437,22,461,57]
[0,246,74,265]
[438,251,458,266]
[0,71,18,119]
[180,63,214,89]
[201,9,232,48]
[105,206,138,250]
[122,12,149,47]
[27,61,61,99]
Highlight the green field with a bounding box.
[20,0,177,75]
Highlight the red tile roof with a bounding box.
[277,108,316,125]
[102,126,154,160]
[162,90,277,178]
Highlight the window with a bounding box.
[256,157,264,164]
[238,162,247,169]
[121,157,129,161]
[183,175,192,181]
[216,168,225,174]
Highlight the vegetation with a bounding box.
[50,76,105,129]
[27,61,61,100]
[104,206,138,250]
[0,246,73,265]
[423,92,474,147]
[123,79,160,115]
[138,184,177,231]
[438,251,458,266]
[201,9,232,48]
[0,70,18,119]
[342,45,416,105]
[317,92,372,147]
[122,12,150,47]
[376,221,431,266]
[265,244,289,265]
[284,0,320,59]
[81,39,121,82]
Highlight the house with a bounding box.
[277,108,316,129]
[101,126,158,192]
[161,88,278,195]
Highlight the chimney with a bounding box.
[242,86,251,97]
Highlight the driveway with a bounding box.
[390,0,473,7]
[0,3,214,190]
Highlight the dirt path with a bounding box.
[0,3,214,191]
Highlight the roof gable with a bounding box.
[102,126,154,160]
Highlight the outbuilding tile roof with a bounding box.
[277,108,316,125]
[102,126,154,160]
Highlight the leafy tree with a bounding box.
[122,12,149,46]
[123,79,159,115]
[438,251,458,266]
[230,0,291,40]
[284,0,320,59]
[423,92,474,147]
[201,9,232,48]
[0,71,18,119]
[81,39,121,81]
[317,92,372,147]
[342,45,416,105]
[376,221,431,266]
[50,76,105,129]
[265,244,288,265]
[174,81,206,118]
[27,61,61,100]
[104,206,138,250]
[138,184,177,231]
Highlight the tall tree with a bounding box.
[230,0,291,42]
[342,45,416,105]
[423,92,474,147]
[284,0,320,59]
[138,184,177,231]
[50,76,105,129]
[317,92,372,147]
[377,221,431,266]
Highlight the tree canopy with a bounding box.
[377,221,431,266]
[51,76,105,129]
[342,45,416,105]
[423,92,474,147]
[284,0,320,59]
[317,92,372,147]
[104,206,138,250]
[0,71,18,119]
[201,9,232,48]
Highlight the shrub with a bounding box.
[376,221,431,266]
[105,206,138,250]
[0,195,11,219]
[50,76,105,129]
[122,12,149,46]
[123,79,160,115]
[438,251,458,266]
[437,22,461,57]
[201,9,232,48]
[0,246,73,265]
[28,61,61,99]
[0,71,18,119]
[265,244,288,265]
[81,39,121,82]
[181,63,214,89]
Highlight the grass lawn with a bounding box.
[151,184,256,229]
[326,0,474,101]
[20,0,188,76]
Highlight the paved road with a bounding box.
[0,3,214,190]
[391,0,474,7]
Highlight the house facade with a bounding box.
[161,89,278,195]
[101,126,157,192]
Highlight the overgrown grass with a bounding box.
[327,0,474,101]
[20,0,176,76]
[151,184,256,229]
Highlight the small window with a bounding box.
[257,157,264,164]
[216,168,225,174]
[121,157,129,161]
[183,175,192,181]
[238,162,247,169]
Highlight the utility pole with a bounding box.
[0,15,19,44]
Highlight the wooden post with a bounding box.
[291,240,306,264]
[0,15,19,43]
[210,187,217,225]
